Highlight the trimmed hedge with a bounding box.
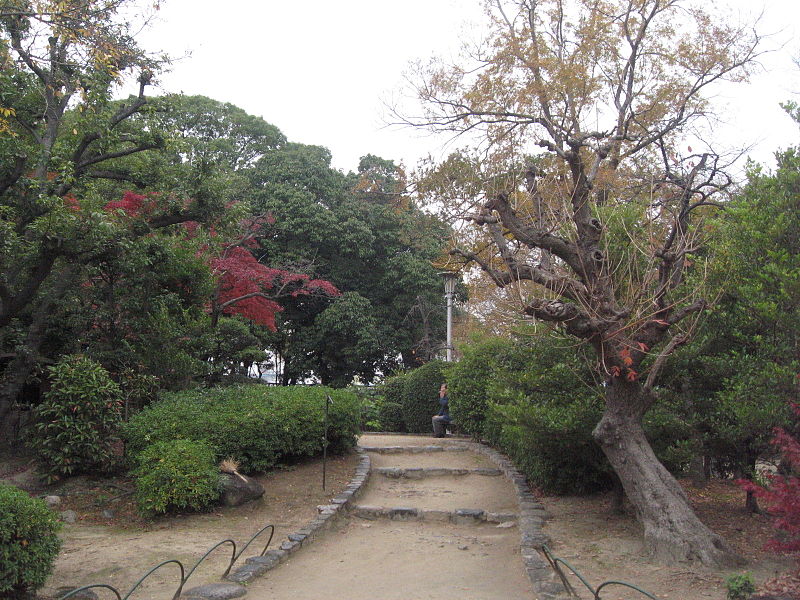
[377,376,407,432]
[452,335,614,494]
[133,439,221,516]
[402,361,446,433]
[446,338,517,439]
[0,484,62,598]
[123,385,360,473]
[378,401,405,432]
[487,397,612,494]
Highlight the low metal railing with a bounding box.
[57,523,276,600]
[542,544,658,599]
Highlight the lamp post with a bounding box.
[439,271,458,362]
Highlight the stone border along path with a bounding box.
[180,434,568,600]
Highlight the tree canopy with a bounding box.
[410,0,762,565]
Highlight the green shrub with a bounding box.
[402,361,446,433]
[724,572,755,600]
[123,385,360,473]
[28,355,123,483]
[488,396,613,494]
[0,484,62,598]
[349,385,382,431]
[446,337,519,438]
[376,377,407,432]
[133,439,220,516]
[382,376,406,405]
[378,401,405,432]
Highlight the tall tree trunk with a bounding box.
[593,378,743,566]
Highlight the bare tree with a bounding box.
[407,0,762,566]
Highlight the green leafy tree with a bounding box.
[0,1,224,429]
[248,145,450,385]
[661,131,800,508]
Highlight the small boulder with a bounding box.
[60,510,78,523]
[219,472,264,507]
[44,495,61,507]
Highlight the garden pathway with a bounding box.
[242,434,536,600]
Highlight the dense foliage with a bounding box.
[0,484,62,598]
[449,335,612,493]
[401,361,447,434]
[0,0,449,447]
[28,355,123,483]
[656,134,800,509]
[375,376,407,432]
[123,385,360,473]
[133,439,221,516]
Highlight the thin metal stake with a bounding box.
[323,394,332,490]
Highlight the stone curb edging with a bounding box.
[359,444,470,453]
[463,440,570,600]
[374,466,503,478]
[180,451,371,600]
[181,439,569,600]
[350,504,518,524]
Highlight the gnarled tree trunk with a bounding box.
[594,378,743,566]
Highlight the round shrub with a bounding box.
[378,401,405,432]
[377,376,407,432]
[381,376,406,406]
[447,337,515,438]
[0,483,62,598]
[133,439,221,516]
[28,354,123,483]
[402,361,446,433]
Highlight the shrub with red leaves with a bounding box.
[739,403,800,555]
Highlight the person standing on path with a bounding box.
[431,383,451,437]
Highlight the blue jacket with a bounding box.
[437,394,451,422]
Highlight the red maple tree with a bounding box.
[205,215,339,330]
[96,194,338,331]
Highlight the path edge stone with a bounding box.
[466,439,571,600]
[185,450,371,598]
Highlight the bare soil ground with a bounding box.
[245,433,532,600]
[542,480,799,599]
[0,451,360,600]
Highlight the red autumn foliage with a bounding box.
[90,191,338,332]
[739,402,800,555]
[210,242,339,331]
[63,194,80,211]
[104,191,155,217]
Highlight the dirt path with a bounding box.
[33,454,360,599]
[243,434,533,600]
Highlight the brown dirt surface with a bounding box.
[0,451,359,600]
[541,478,799,599]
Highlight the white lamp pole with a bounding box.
[439,272,458,362]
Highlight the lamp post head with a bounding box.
[438,271,459,296]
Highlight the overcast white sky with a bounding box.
[135,0,800,175]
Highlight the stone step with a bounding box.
[374,467,503,479]
[358,444,470,454]
[347,504,518,525]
